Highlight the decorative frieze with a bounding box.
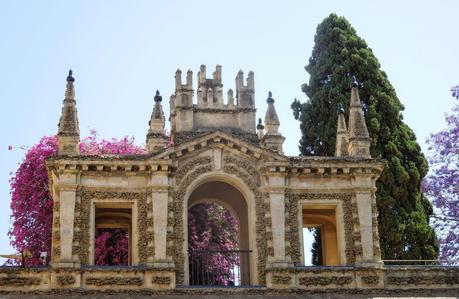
[271,275,292,285]
[299,276,353,286]
[0,276,41,286]
[85,277,143,286]
[151,276,171,285]
[387,275,459,286]
[361,275,379,286]
[57,275,76,286]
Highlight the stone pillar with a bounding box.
[269,190,286,262]
[150,170,174,268]
[355,191,375,263]
[266,173,291,268]
[55,173,79,268]
[351,172,382,266]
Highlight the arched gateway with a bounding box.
[184,174,256,285]
[12,65,451,294]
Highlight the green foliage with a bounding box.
[310,228,323,266]
[293,14,438,260]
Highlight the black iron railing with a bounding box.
[383,259,458,266]
[188,249,251,286]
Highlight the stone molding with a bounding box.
[285,192,360,265]
[74,188,152,265]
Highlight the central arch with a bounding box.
[182,171,258,286]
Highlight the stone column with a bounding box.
[352,173,382,266]
[269,190,286,262]
[266,173,290,268]
[150,170,174,268]
[56,173,78,267]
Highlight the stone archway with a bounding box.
[182,172,257,286]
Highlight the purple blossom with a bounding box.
[425,86,459,264]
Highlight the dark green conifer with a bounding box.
[292,14,439,260]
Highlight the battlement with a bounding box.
[170,65,257,135]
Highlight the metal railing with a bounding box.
[383,259,458,266]
[188,249,251,286]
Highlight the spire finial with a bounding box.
[267,91,274,104]
[257,118,264,130]
[58,69,80,155]
[154,90,162,102]
[337,102,345,114]
[67,69,75,82]
[351,75,359,88]
[256,118,265,141]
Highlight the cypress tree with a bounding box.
[291,13,439,260]
[310,228,323,265]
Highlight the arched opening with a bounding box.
[186,180,251,286]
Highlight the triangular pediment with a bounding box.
[152,130,287,162]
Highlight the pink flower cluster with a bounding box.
[8,132,144,266]
[188,203,240,285]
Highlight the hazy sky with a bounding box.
[1,1,458,261]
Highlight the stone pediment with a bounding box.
[152,130,287,162]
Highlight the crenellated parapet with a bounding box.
[170,65,257,137]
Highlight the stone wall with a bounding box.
[266,265,459,290]
[0,266,458,294]
[0,267,175,292]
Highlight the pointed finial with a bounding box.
[351,75,359,88]
[337,102,345,114]
[267,91,274,104]
[154,90,162,102]
[257,118,264,130]
[67,69,75,82]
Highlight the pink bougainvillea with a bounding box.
[8,131,145,266]
[79,129,146,155]
[8,130,240,276]
[188,203,240,285]
[8,136,58,266]
[94,228,129,266]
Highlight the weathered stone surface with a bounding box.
[4,64,449,295]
